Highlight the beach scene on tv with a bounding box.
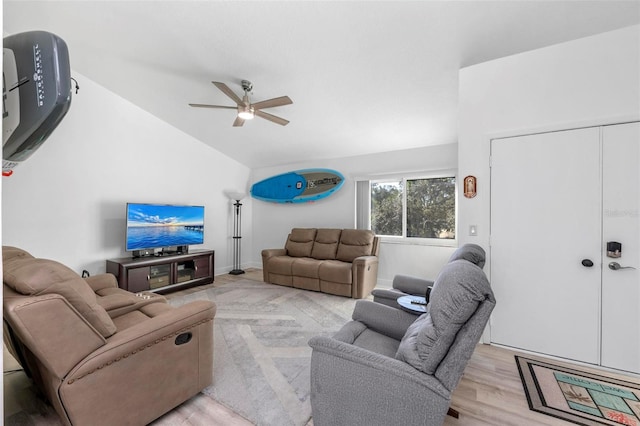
[126,204,205,251]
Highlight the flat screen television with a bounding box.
[126,203,204,255]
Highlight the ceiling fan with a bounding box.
[189,80,292,127]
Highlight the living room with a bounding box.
[3,1,640,425]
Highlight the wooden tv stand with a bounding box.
[106,249,214,294]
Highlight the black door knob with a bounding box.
[581,259,594,267]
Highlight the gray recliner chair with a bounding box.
[371,243,486,311]
[308,255,496,426]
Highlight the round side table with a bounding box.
[397,295,428,314]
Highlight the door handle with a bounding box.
[608,262,636,271]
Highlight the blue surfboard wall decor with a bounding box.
[251,168,345,203]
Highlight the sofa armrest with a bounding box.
[352,255,378,265]
[351,255,379,298]
[4,294,106,379]
[392,274,434,296]
[85,273,119,293]
[261,248,287,281]
[262,248,286,259]
[58,300,216,426]
[96,292,167,318]
[308,335,450,426]
[351,300,417,341]
[371,288,407,309]
[309,335,448,395]
[96,294,136,312]
[67,300,216,381]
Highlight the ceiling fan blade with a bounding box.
[232,116,245,127]
[251,96,293,110]
[212,81,244,105]
[189,103,237,110]
[255,110,290,126]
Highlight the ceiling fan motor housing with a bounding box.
[241,80,253,93]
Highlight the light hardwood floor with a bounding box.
[4,269,638,425]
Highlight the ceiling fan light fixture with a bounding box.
[238,105,254,120]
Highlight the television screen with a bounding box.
[126,203,205,251]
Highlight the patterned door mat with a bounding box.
[515,356,640,426]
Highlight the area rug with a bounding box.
[168,279,358,426]
[515,356,640,426]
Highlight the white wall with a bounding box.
[2,71,252,275]
[249,143,459,286]
[458,25,640,278]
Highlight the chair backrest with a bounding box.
[448,243,486,268]
[3,246,117,337]
[434,294,495,390]
[371,235,380,257]
[395,258,495,391]
[3,246,35,264]
[432,260,495,390]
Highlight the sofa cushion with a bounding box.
[292,258,321,278]
[267,256,296,275]
[353,328,400,358]
[318,260,352,284]
[285,228,317,257]
[3,258,117,338]
[311,229,341,260]
[336,230,375,262]
[395,260,490,374]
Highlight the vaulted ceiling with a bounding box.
[4,1,639,168]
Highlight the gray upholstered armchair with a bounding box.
[371,243,486,310]
[308,256,495,426]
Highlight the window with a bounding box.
[357,174,456,243]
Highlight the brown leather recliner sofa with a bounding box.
[261,228,380,298]
[2,246,216,426]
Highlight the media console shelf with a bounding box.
[106,249,214,293]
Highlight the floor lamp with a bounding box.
[228,193,245,275]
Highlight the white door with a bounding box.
[601,122,640,373]
[490,127,602,364]
[491,123,640,373]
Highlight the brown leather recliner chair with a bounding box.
[3,246,216,426]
